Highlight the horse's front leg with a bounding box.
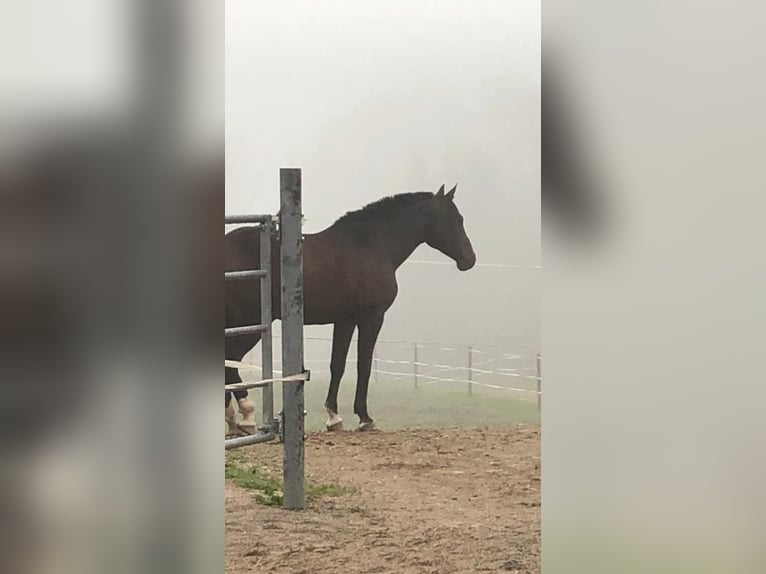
[354,313,384,431]
[324,321,355,431]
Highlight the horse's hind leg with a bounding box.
[225,372,253,436]
[225,369,257,435]
[225,389,237,436]
[234,387,256,434]
[225,334,261,435]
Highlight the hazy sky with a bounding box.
[226,0,540,349]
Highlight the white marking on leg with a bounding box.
[357,420,377,432]
[325,409,343,429]
[237,398,256,430]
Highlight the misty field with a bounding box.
[271,377,540,431]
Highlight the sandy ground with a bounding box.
[226,425,540,574]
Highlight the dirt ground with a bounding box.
[226,425,540,574]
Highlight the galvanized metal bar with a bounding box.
[225,269,267,281]
[224,324,268,337]
[225,214,272,224]
[280,168,305,510]
[224,431,276,450]
[260,219,274,427]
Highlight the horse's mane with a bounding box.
[333,192,434,228]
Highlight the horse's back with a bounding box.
[225,226,281,328]
[225,226,261,271]
[225,226,398,327]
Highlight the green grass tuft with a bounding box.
[225,458,284,506]
[225,454,353,507]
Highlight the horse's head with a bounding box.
[426,184,476,271]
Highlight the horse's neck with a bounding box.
[373,210,428,269]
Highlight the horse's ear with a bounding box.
[436,184,445,197]
[446,184,457,200]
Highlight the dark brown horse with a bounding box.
[225,184,476,432]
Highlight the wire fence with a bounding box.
[234,260,541,410]
[243,335,542,407]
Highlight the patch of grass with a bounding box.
[225,454,353,507]
[225,458,284,506]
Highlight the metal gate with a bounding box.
[224,168,307,509]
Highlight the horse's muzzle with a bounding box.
[457,253,476,271]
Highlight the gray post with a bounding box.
[467,346,473,396]
[280,168,305,510]
[536,352,542,412]
[413,343,419,389]
[260,219,274,427]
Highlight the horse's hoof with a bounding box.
[356,421,377,432]
[326,421,344,432]
[325,410,343,431]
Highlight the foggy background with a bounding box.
[4,1,765,572]
[225,0,541,354]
